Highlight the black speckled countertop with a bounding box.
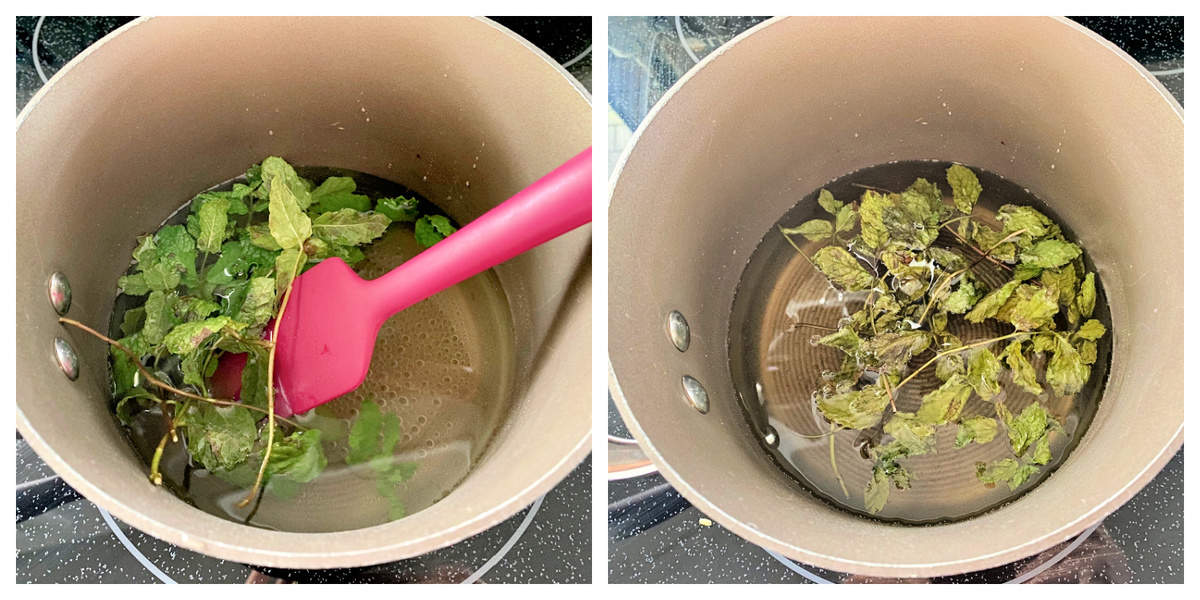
[16,15,591,584]
[607,15,1183,584]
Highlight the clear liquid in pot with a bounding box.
[727,160,1112,524]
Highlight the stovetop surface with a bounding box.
[606,15,1183,584]
[15,15,592,584]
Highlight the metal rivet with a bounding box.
[48,272,72,315]
[681,375,709,414]
[763,426,779,448]
[54,337,79,381]
[666,310,690,352]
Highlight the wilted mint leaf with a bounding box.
[1004,402,1055,456]
[942,278,981,314]
[268,174,313,249]
[966,347,1003,401]
[347,400,385,465]
[120,307,146,337]
[376,196,420,223]
[946,164,982,214]
[867,331,932,370]
[970,224,1017,263]
[781,219,833,242]
[312,209,390,246]
[1046,335,1089,396]
[935,351,965,382]
[915,374,972,425]
[812,246,875,291]
[1012,263,1043,282]
[1031,435,1052,465]
[927,247,966,271]
[817,188,842,215]
[1075,319,1106,341]
[994,284,1058,331]
[834,204,858,235]
[1001,340,1043,395]
[885,412,938,453]
[955,416,998,448]
[414,214,457,248]
[964,281,1018,323]
[1019,239,1082,269]
[996,204,1053,240]
[858,189,891,250]
[817,386,889,429]
[1077,340,1098,365]
[865,467,891,514]
[817,328,861,356]
[976,458,1038,491]
[1039,267,1078,305]
[1076,272,1096,318]
[163,316,234,355]
[183,404,258,472]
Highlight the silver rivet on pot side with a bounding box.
[681,375,709,414]
[666,310,690,352]
[54,337,79,381]
[48,272,71,315]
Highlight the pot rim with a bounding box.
[607,15,1183,578]
[16,15,593,569]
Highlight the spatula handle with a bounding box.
[367,146,592,324]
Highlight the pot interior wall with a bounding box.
[17,16,590,567]
[609,16,1181,576]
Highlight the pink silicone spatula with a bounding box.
[212,147,592,416]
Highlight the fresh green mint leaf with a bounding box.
[120,307,146,337]
[347,400,385,465]
[414,214,458,248]
[268,174,313,249]
[183,403,258,472]
[118,273,151,296]
[163,316,234,355]
[260,156,313,209]
[376,196,421,223]
[194,196,231,253]
[311,209,390,246]
[237,277,276,329]
[266,429,327,483]
[142,291,180,346]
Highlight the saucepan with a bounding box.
[17,16,591,568]
[609,16,1181,577]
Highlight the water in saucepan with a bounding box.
[110,168,516,532]
[727,160,1112,524]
